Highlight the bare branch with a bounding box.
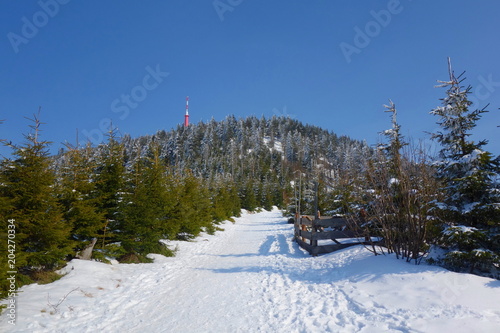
[47,288,80,314]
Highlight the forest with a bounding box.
[1,62,499,298]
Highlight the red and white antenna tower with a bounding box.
[184,96,190,127]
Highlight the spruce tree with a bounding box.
[430,59,500,276]
[162,172,183,239]
[175,174,213,237]
[120,143,174,260]
[227,180,242,217]
[241,179,257,211]
[93,127,127,249]
[212,180,234,223]
[0,113,72,276]
[57,142,104,255]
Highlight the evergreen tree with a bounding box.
[161,172,184,239]
[174,173,213,238]
[0,113,72,275]
[57,142,104,255]
[93,128,127,249]
[120,143,174,261]
[211,178,240,222]
[430,59,500,275]
[241,179,258,211]
[227,180,242,217]
[378,100,406,175]
[260,179,273,211]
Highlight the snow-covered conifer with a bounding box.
[430,58,500,276]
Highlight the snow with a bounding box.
[2,209,500,332]
[461,149,485,163]
[443,225,478,235]
[263,137,283,153]
[389,177,399,185]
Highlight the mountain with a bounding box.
[114,115,373,213]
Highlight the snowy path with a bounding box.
[2,208,500,332]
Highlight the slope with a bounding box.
[1,209,499,332]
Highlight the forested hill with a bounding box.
[54,115,373,213]
[118,115,372,210]
[1,113,373,293]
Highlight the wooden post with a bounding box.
[314,181,319,220]
[311,222,317,247]
[293,212,297,239]
[301,217,307,243]
[311,181,319,248]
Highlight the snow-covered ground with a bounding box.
[2,208,500,332]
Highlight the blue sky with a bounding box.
[1,0,499,158]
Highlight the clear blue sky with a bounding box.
[1,0,499,158]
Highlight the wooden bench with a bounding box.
[294,215,381,256]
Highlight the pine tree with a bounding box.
[227,180,242,217]
[211,179,238,223]
[379,100,406,176]
[430,59,500,276]
[120,143,174,261]
[162,172,183,239]
[260,177,274,211]
[57,142,104,255]
[241,179,258,211]
[175,173,213,238]
[0,113,73,276]
[93,127,127,250]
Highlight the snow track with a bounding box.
[2,208,500,332]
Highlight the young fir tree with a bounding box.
[227,180,242,217]
[93,127,127,250]
[211,178,239,223]
[0,113,73,277]
[430,59,500,276]
[175,173,214,237]
[162,172,184,239]
[241,179,258,211]
[57,142,104,256]
[120,144,174,261]
[376,101,408,258]
[379,100,406,176]
[211,176,241,219]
